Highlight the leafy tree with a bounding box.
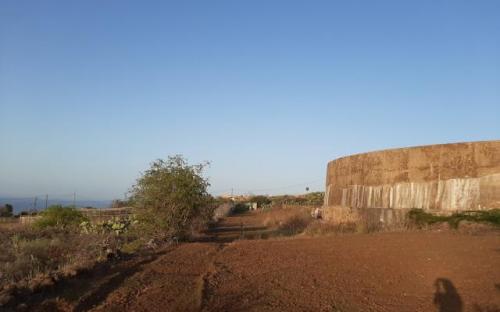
[130,155,214,238]
[34,205,87,229]
[0,204,13,217]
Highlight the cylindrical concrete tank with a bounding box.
[325,140,500,211]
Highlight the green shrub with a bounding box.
[130,155,214,239]
[408,208,500,229]
[248,195,271,208]
[35,205,87,229]
[468,209,500,225]
[232,203,249,214]
[408,209,446,226]
[0,204,13,217]
[268,192,324,207]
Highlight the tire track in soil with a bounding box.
[86,216,249,312]
[88,242,220,312]
[198,243,228,311]
[197,215,258,311]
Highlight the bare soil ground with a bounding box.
[25,212,500,312]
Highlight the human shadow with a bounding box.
[433,278,463,312]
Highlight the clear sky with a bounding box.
[1,0,499,200]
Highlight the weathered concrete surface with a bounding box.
[325,140,500,211]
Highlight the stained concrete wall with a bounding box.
[325,140,500,211]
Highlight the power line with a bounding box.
[247,179,323,192]
[210,178,324,195]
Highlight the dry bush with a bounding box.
[322,206,359,224]
[261,206,312,228]
[258,206,314,236]
[321,206,411,234]
[212,203,234,221]
[0,227,124,289]
[354,217,383,233]
[277,214,311,236]
[5,236,67,281]
[304,220,357,236]
[316,206,371,234]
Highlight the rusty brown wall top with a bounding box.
[325,140,500,210]
[327,140,500,187]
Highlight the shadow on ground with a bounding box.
[27,250,169,312]
[433,278,463,312]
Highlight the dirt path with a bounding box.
[202,232,500,312]
[39,216,260,312]
[32,213,500,312]
[90,242,219,312]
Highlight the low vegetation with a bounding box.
[0,204,13,217]
[408,208,500,229]
[34,205,87,229]
[259,206,313,236]
[303,221,357,236]
[256,204,386,237]
[269,192,324,207]
[277,214,311,236]
[0,154,217,304]
[0,227,126,290]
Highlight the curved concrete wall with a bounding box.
[325,140,500,211]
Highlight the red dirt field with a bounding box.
[27,213,500,312]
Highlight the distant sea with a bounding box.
[0,197,113,214]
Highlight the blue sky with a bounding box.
[1,0,499,200]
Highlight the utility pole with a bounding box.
[45,194,48,209]
[73,192,76,208]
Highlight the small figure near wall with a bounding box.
[311,207,322,219]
